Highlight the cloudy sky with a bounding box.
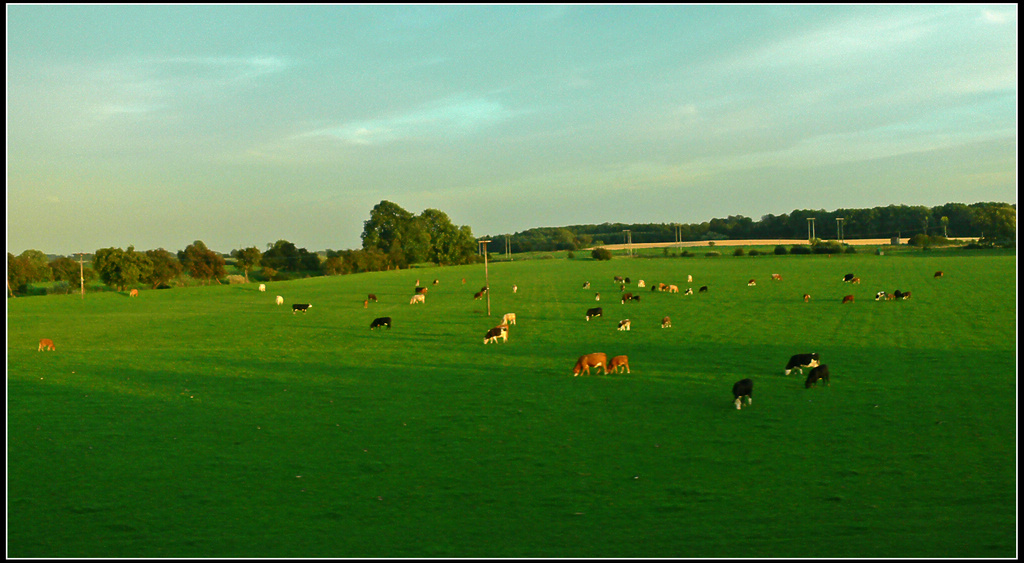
[6,4,1017,255]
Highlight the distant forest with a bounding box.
[483,202,1016,253]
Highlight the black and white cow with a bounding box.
[805,364,830,388]
[586,307,603,321]
[843,273,856,282]
[292,303,312,314]
[784,353,820,375]
[370,317,392,330]
[733,378,753,409]
[893,289,911,300]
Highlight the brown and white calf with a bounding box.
[617,319,631,331]
[747,279,756,286]
[572,352,607,376]
[661,316,671,328]
[771,273,782,281]
[608,355,630,374]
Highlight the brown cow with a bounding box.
[473,291,484,300]
[661,316,671,328]
[572,353,607,376]
[934,271,944,278]
[667,285,679,293]
[608,355,630,374]
[367,294,378,302]
[771,274,782,281]
[415,286,428,295]
[850,277,861,284]
[747,279,757,286]
[129,289,139,297]
[803,294,811,302]
[617,319,631,331]
[38,338,56,352]
[842,294,855,304]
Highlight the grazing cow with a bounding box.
[480,286,489,294]
[129,289,139,297]
[843,273,856,282]
[621,292,633,304]
[658,283,668,292]
[586,307,603,321]
[433,279,440,285]
[473,291,484,300]
[637,280,645,288]
[771,273,782,281]
[410,294,425,305]
[803,294,811,302]
[805,364,831,388]
[258,284,266,292]
[572,352,608,376]
[661,316,671,328]
[415,286,428,295]
[699,285,708,293]
[617,319,631,331]
[631,294,640,303]
[934,271,944,278]
[38,338,56,352]
[850,277,861,284]
[613,276,624,283]
[608,355,630,374]
[502,313,517,326]
[292,303,312,314]
[747,279,757,286]
[595,292,601,301]
[583,281,591,289]
[276,295,284,305]
[367,294,378,302]
[684,287,693,295]
[484,325,508,344]
[687,275,693,283]
[842,294,855,304]
[512,284,518,293]
[784,353,820,375]
[667,285,679,293]
[875,291,889,301]
[732,379,754,409]
[893,290,911,300]
[370,317,392,330]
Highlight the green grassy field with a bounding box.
[7,249,1017,557]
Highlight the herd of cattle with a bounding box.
[36,266,942,409]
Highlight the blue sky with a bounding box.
[6,5,1017,255]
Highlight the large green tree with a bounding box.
[178,241,226,284]
[144,248,184,288]
[231,246,263,282]
[93,246,153,291]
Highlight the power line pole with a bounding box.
[480,240,492,316]
[623,229,632,257]
[77,252,86,299]
[836,217,845,243]
[807,217,816,242]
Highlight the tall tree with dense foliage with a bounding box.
[178,241,225,284]
[93,246,153,291]
[231,246,263,282]
[144,248,184,288]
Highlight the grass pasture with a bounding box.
[6,250,1017,558]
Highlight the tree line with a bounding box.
[7,201,481,296]
[483,202,1016,253]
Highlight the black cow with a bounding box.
[370,317,392,330]
[893,289,911,300]
[843,273,856,282]
[698,285,709,293]
[784,353,820,375]
[805,364,830,388]
[733,378,753,409]
[292,303,312,314]
[586,307,603,321]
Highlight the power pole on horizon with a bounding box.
[77,252,86,299]
[479,240,491,316]
[807,217,816,242]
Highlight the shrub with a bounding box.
[47,281,71,295]
[680,250,694,257]
[733,248,745,256]
[591,247,613,261]
[844,245,857,254]
[790,245,811,255]
[774,245,788,255]
[748,249,762,256]
[567,251,575,259]
[226,275,246,284]
[705,251,721,257]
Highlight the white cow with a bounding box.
[259,283,267,292]
[502,313,517,326]
[275,295,284,305]
[410,294,425,305]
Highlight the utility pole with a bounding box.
[480,240,492,316]
[836,217,845,243]
[807,217,816,242]
[77,252,86,299]
[623,229,632,257]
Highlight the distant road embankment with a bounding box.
[598,238,911,250]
